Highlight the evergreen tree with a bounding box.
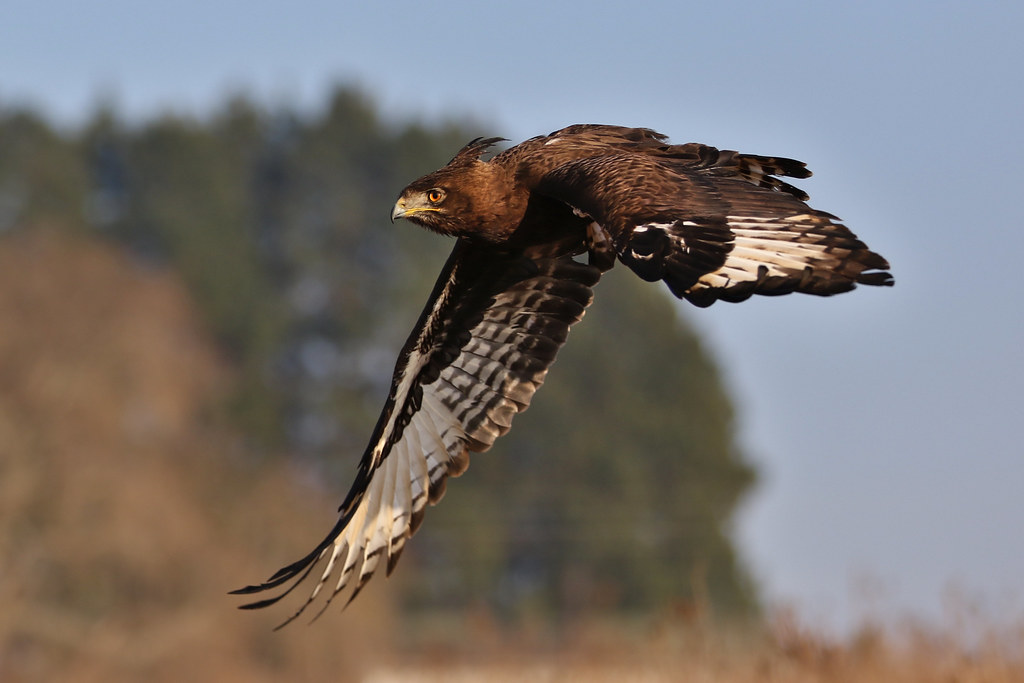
[0,90,759,618]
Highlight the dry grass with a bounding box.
[370,607,1024,682]
[2,227,1022,682]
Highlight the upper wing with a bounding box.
[536,149,892,306]
[232,238,600,626]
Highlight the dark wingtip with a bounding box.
[238,594,291,610]
[385,544,406,576]
[272,606,309,631]
[858,271,895,287]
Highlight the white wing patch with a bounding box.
[693,214,852,291]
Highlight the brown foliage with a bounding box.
[0,228,395,682]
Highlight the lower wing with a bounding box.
[232,238,600,626]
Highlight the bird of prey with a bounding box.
[233,124,892,626]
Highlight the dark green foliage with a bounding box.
[0,107,91,231]
[0,89,757,619]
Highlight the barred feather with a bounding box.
[232,240,599,626]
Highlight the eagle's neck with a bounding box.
[459,162,530,243]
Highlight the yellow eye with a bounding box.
[426,189,445,204]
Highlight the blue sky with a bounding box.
[5,0,1022,632]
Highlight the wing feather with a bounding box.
[233,239,600,623]
[384,426,414,573]
[536,150,892,305]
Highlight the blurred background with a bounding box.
[2,1,1022,680]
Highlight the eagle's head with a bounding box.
[390,170,472,237]
[391,137,525,241]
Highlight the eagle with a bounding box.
[233,124,892,626]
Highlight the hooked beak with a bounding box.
[391,199,408,223]
[391,197,439,223]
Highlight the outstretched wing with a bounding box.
[232,239,600,626]
[536,149,892,306]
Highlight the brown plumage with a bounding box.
[234,125,892,626]
[392,124,891,304]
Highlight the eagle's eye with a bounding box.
[426,189,445,204]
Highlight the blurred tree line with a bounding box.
[0,88,757,619]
